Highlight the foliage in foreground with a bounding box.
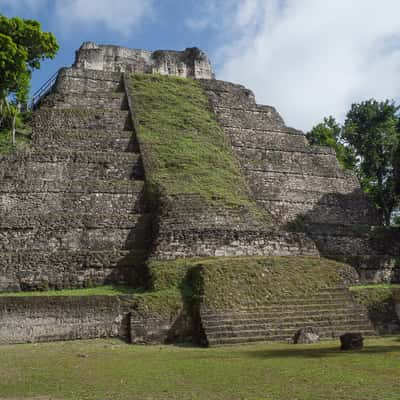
[1,337,399,400]
[0,15,58,151]
[0,15,58,103]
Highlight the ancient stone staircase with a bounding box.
[201,286,376,346]
[0,69,151,291]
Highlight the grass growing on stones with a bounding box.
[128,74,268,223]
[350,284,400,306]
[0,285,139,297]
[1,337,399,400]
[148,256,352,309]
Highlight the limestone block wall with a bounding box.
[124,74,319,260]
[199,79,378,227]
[0,68,152,292]
[73,42,214,79]
[0,295,135,344]
[199,79,399,282]
[152,229,318,259]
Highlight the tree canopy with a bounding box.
[306,116,356,170]
[0,15,59,103]
[307,100,400,226]
[343,100,399,225]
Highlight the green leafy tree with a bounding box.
[343,99,400,226]
[0,15,58,146]
[306,116,356,170]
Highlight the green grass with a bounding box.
[0,128,31,154]
[133,288,185,318]
[0,285,139,297]
[1,337,399,400]
[128,74,269,224]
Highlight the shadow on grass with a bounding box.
[245,341,400,359]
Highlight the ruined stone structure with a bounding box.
[0,43,398,345]
[73,42,214,79]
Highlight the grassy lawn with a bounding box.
[0,337,399,400]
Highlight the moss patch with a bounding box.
[128,74,268,224]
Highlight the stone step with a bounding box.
[203,317,372,333]
[215,105,285,131]
[0,213,152,251]
[0,249,148,292]
[237,293,356,304]
[226,127,308,151]
[33,129,139,152]
[0,177,144,193]
[207,329,377,346]
[32,109,133,131]
[206,323,375,339]
[201,304,366,320]
[0,151,143,181]
[202,309,367,324]
[0,179,147,215]
[233,299,359,309]
[41,92,128,110]
[0,212,151,229]
[257,199,374,227]
[202,313,370,329]
[240,153,344,178]
[55,69,123,94]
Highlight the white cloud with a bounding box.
[54,0,153,36]
[0,0,153,36]
[198,0,400,131]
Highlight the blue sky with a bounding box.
[1,0,400,131]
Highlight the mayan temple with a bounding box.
[0,42,399,345]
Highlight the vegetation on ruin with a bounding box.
[350,284,400,307]
[1,337,399,400]
[132,288,185,318]
[128,74,269,222]
[147,256,352,311]
[0,285,139,297]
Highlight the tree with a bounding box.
[0,15,58,145]
[306,116,356,170]
[343,100,400,226]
